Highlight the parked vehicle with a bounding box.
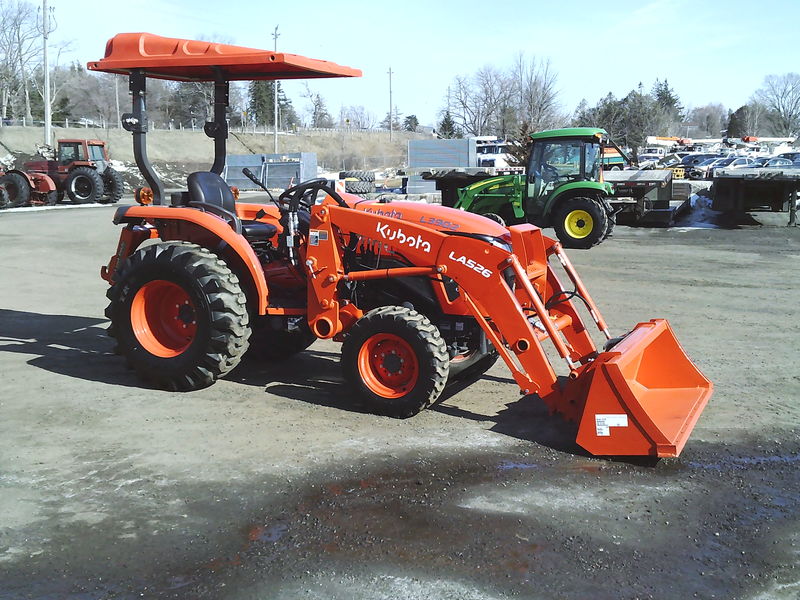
[688,158,725,179]
[93,32,712,457]
[746,157,794,169]
[0,169,57,207]
[709,157,753,178]
[681,153,718,168]
[22,139,124,205]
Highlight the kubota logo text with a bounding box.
[376,223,432,253]
[448,251,493,278]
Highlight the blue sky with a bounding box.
[53,0,799,126]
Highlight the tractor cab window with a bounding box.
[531,140,582,183]
[58,143,83,162]
[585,142,601,181]
[89,145,105,161]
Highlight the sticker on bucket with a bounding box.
[595,414,629,437]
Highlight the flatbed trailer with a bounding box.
[415,168,688,226]
[712,168,800,226]
[604,169,690,226]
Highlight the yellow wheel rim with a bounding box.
[564,209,594,239]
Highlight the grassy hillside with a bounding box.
[0,126,427,173]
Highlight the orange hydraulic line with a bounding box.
[343,266,439,281]
[548,242,611,339]
[509,255,578,371]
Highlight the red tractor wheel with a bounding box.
[106,242,250,390]
[65,166,103,204]
[0,172,31,207]
[341,306,449,418]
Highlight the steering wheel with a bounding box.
[541,163,560,182]
[278,178,349,211]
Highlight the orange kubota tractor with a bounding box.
[91,34,712,457]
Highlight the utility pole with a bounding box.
[41,0,52,144]
[387,67,393,142]
[272,25,280,153]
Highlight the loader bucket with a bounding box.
[568,319,712,457]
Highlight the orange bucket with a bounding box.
[567,319,712,457]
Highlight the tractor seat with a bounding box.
[184,171,278,242]
[187,171,236,212]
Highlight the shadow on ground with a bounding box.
[0,309,593,457]
[0,308,140,387]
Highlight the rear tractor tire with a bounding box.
[552,196,608,249]
[101,167,124,204]
[105,242,250,391]
[65,166,103,204]
[341,306,449,418]
[0,172,31,207]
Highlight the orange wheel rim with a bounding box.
[357,333,419,398]
[131,280,197,357]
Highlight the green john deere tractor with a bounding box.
[455,127,624,249]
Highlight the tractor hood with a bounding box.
[352,200,511,239]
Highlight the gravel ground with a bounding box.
[0,202,798,599]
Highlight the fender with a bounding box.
[111,205,271,314]
[6,169,57,192]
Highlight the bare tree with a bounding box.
[338,104,376,129]
[301,83,333,128]
[14,1,38,120]
[448,66,513,136]
[687,103,728,137]
[445,56,563,145]
[742,101,767,136]
[509,54,561,133]
[755,73,800,136]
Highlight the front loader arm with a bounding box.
[306,204,595,402]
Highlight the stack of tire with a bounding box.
[339,170,375,195]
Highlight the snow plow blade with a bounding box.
[567,319,712,457]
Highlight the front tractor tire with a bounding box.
[106,242,250,391]
[341,306,449,418]
[552,196,609,249]
[65,166,103,204]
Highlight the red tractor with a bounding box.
[0,167,58,208]
[0,139,124,207]
[93,34,712,458]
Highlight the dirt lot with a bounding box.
[1,204,798,599]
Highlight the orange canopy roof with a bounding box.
[87,33,361,82]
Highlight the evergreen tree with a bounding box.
[403,114,419,131]
[727,105,751,138]
[652,79,684,121]
[380,106,402,130]
[437,110,460,138]
[248,81,298,128]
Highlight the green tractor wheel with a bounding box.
[552,197,608,249]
